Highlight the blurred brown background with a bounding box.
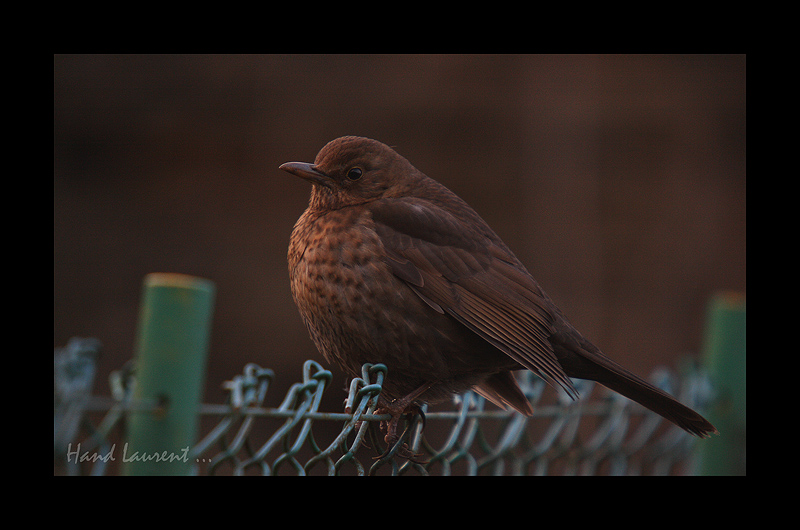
[54,54,746,412]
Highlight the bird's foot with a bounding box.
[373,385,431,464]
[374,402,427,463]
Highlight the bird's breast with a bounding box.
[289,207,389,308]
[288,207,417,369]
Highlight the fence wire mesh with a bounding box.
[55,339,713,476]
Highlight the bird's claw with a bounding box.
[373,403,428,464]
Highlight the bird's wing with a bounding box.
[370,198,578,398]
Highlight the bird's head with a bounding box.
[280,136,425,210]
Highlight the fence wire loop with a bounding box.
[54,338,101,459]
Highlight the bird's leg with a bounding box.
[374,382,432,462]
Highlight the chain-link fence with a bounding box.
[55,339,716,476]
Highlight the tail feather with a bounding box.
[593,362,716,437]
[475,341,717,438]
[555,339,717,438]
[474,371,534,416]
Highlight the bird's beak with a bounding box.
[279,162,334,188]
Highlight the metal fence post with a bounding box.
[695,291,746,475]
[123,273,215,475]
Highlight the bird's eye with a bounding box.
[346,167,363,181]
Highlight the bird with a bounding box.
[280,136,717,451]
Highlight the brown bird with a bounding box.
[281,136,717,447]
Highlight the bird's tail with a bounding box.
[561,343,717,438]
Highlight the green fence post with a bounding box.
[695,291,746,476]
[123,273,215,475]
